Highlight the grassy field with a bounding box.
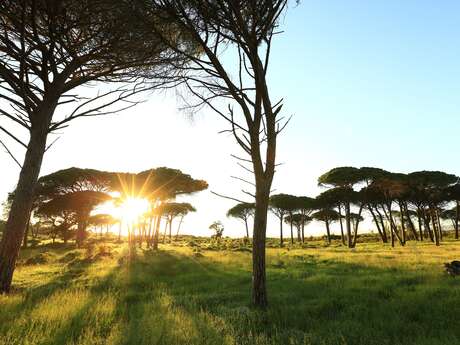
[1,239,460,345]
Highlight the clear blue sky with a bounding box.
[1,1,460,236]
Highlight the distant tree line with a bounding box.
[227,167,459,248]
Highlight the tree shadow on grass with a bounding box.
[115,249,460,345]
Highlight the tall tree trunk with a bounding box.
[398,202,406,246]
[423,211,434,242]
[403,204,418,241]
[168,217,173,241]
[416,209,424,241]
[152,215,161,250]
[338,205,345,245]
[289,211,294,245]
[375,206,388,243]
[244,219,249,240]
[351,205,364,248]
[345,202,352,248]
[456,201,460,240]
[369,205,385,243]
[436,208,443,241]
[279,216,283,247]
[22,217,31,249]
[325,219,331,244]
[162,217,168,243]
[430,207,440,246]
[76,217,88,248]
[0,113,51,293]
[176,216,184,240]
[252,179,271,308]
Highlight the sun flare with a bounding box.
[119,197,149,223]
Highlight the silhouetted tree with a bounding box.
[161,202,196,241]
[269,194,292,247]
[209,221,224,240]
[227,203,255,240]
[284,213,311,243]
[318,167,363,248]
[0,0,188,293]
[312,209,341,244]
[148,0,292,308]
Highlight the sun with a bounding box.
[119,197,150,223]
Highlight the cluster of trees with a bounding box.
[8,167,206,249]
[230,167,458,249]
[317,167,460,248]
[0,0,296,309]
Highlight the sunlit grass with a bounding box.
[1,239,460,345]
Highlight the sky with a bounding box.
[1,1,460,238]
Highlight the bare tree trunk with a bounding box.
[456,201,460,240]
[279,217,284,247]
[352,205,364,247]
[436,209,443,241]
[176,216,184,240]
[252,180,270,308]
[162,218,168,243]
[301,223,305,243]
[338,205,345,245]
[0,114,51,293]
[398,202,406,246]
[289,211,294,245]
[22,217,31,249]
[76,218,88,248]
[431,207,440,246]
[416,209,424,241]
[325,219,331,244]
[345,202,352,248]
[244,219,249,240]
[423,211,434,242]
[168,217,173,241]
[152,215,161,250]
[403,203,418,241]
[375,206,388,242]
[369,205,385,243]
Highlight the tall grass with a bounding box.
[1,240,459,345]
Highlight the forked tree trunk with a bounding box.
[375,207,388,242]
[368,206,385,243]
[0,113,52,293]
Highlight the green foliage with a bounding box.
[318,166,363,187]
[227,203,255,219]
[209,221,224,238]
[3,242,460,345]
[311,209,341,222]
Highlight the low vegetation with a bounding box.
[1,237,459,345]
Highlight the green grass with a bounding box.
[1,239,460,345]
